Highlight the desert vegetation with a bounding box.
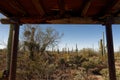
[0,25,120,80]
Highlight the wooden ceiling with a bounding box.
[0,0,120,24]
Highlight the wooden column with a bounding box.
[105,16,116,80]
[9,24,20,80]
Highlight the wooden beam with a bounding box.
[31,0,45,16]
[0,7,13,17]
[1,16,120,24]
[9,24,20,80]
[0,18,19,24]
[105,16,116,80]
[9,0,26,15]
[111,0,120,16]
[100,0,119,17]
[81,0,92,16]
[20,17,46,24]
[0,18,46,24]
[58,0,65,15]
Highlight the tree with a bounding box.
[21,24,63,60]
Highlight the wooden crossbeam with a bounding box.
[0,18,19,24]
[0,7,13,17]
[31,0,45,16]
[100,0,119,17]
[9,0,26,15]
[81,0,92,16]
[0,18,46,24]
[1,16,120,24]
[111,0,120,16]
[58,0,65,15]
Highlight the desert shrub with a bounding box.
[17,52,57,80]
[100,67,120,80]
[116,68,120,80]
[68,55,88,69]
[80,48,98,58]
[100,69,109,80]
[82,57,107,75]
[73,70,98,80]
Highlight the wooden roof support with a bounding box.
[101,0,119,17]
[0,7,13,17]
[0,18,20,24]
[58,0,65,15]
[104,16,116,80]
[9,0,26,15]
[81,0,92,17]
[1,16,120,24]
[9,24,20,80]
[32,0,45,16]
[0,18,46,24]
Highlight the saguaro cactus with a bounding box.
[76,43,78,53]
[99,39,103,57]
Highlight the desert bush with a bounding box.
[68,55,88,69]
[82,56,107,75]
[73,70,98,80]
[100,67,120,80]
[17,52,57,80]
[80,48,98,58]
[100,69,109,80]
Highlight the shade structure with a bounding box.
[0,0,120,80]
[0,0,120,24]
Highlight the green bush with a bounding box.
[80,48,98,58]
[17,52,57,80]
[100,69,109,80]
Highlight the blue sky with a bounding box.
[0,13,120,51]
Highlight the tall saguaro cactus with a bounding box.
[76,43,78,53]
[99,39,103,57]
[102,32,106,55]
[99,32,106,60]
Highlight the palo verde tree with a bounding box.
[21,24,63,60]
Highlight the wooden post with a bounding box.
[9,24,20,80]
[105,16,116,80]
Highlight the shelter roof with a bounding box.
[0,0,120,24]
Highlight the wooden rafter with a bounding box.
[31,0,45,16]
[0,7,13,17]
[111,0,120,16]
[13,0,30,16]
[9,0,26,15]
[0,18,19,24]
[100,0,119,17]
[81,0,92,17]
[58,0,65,15]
